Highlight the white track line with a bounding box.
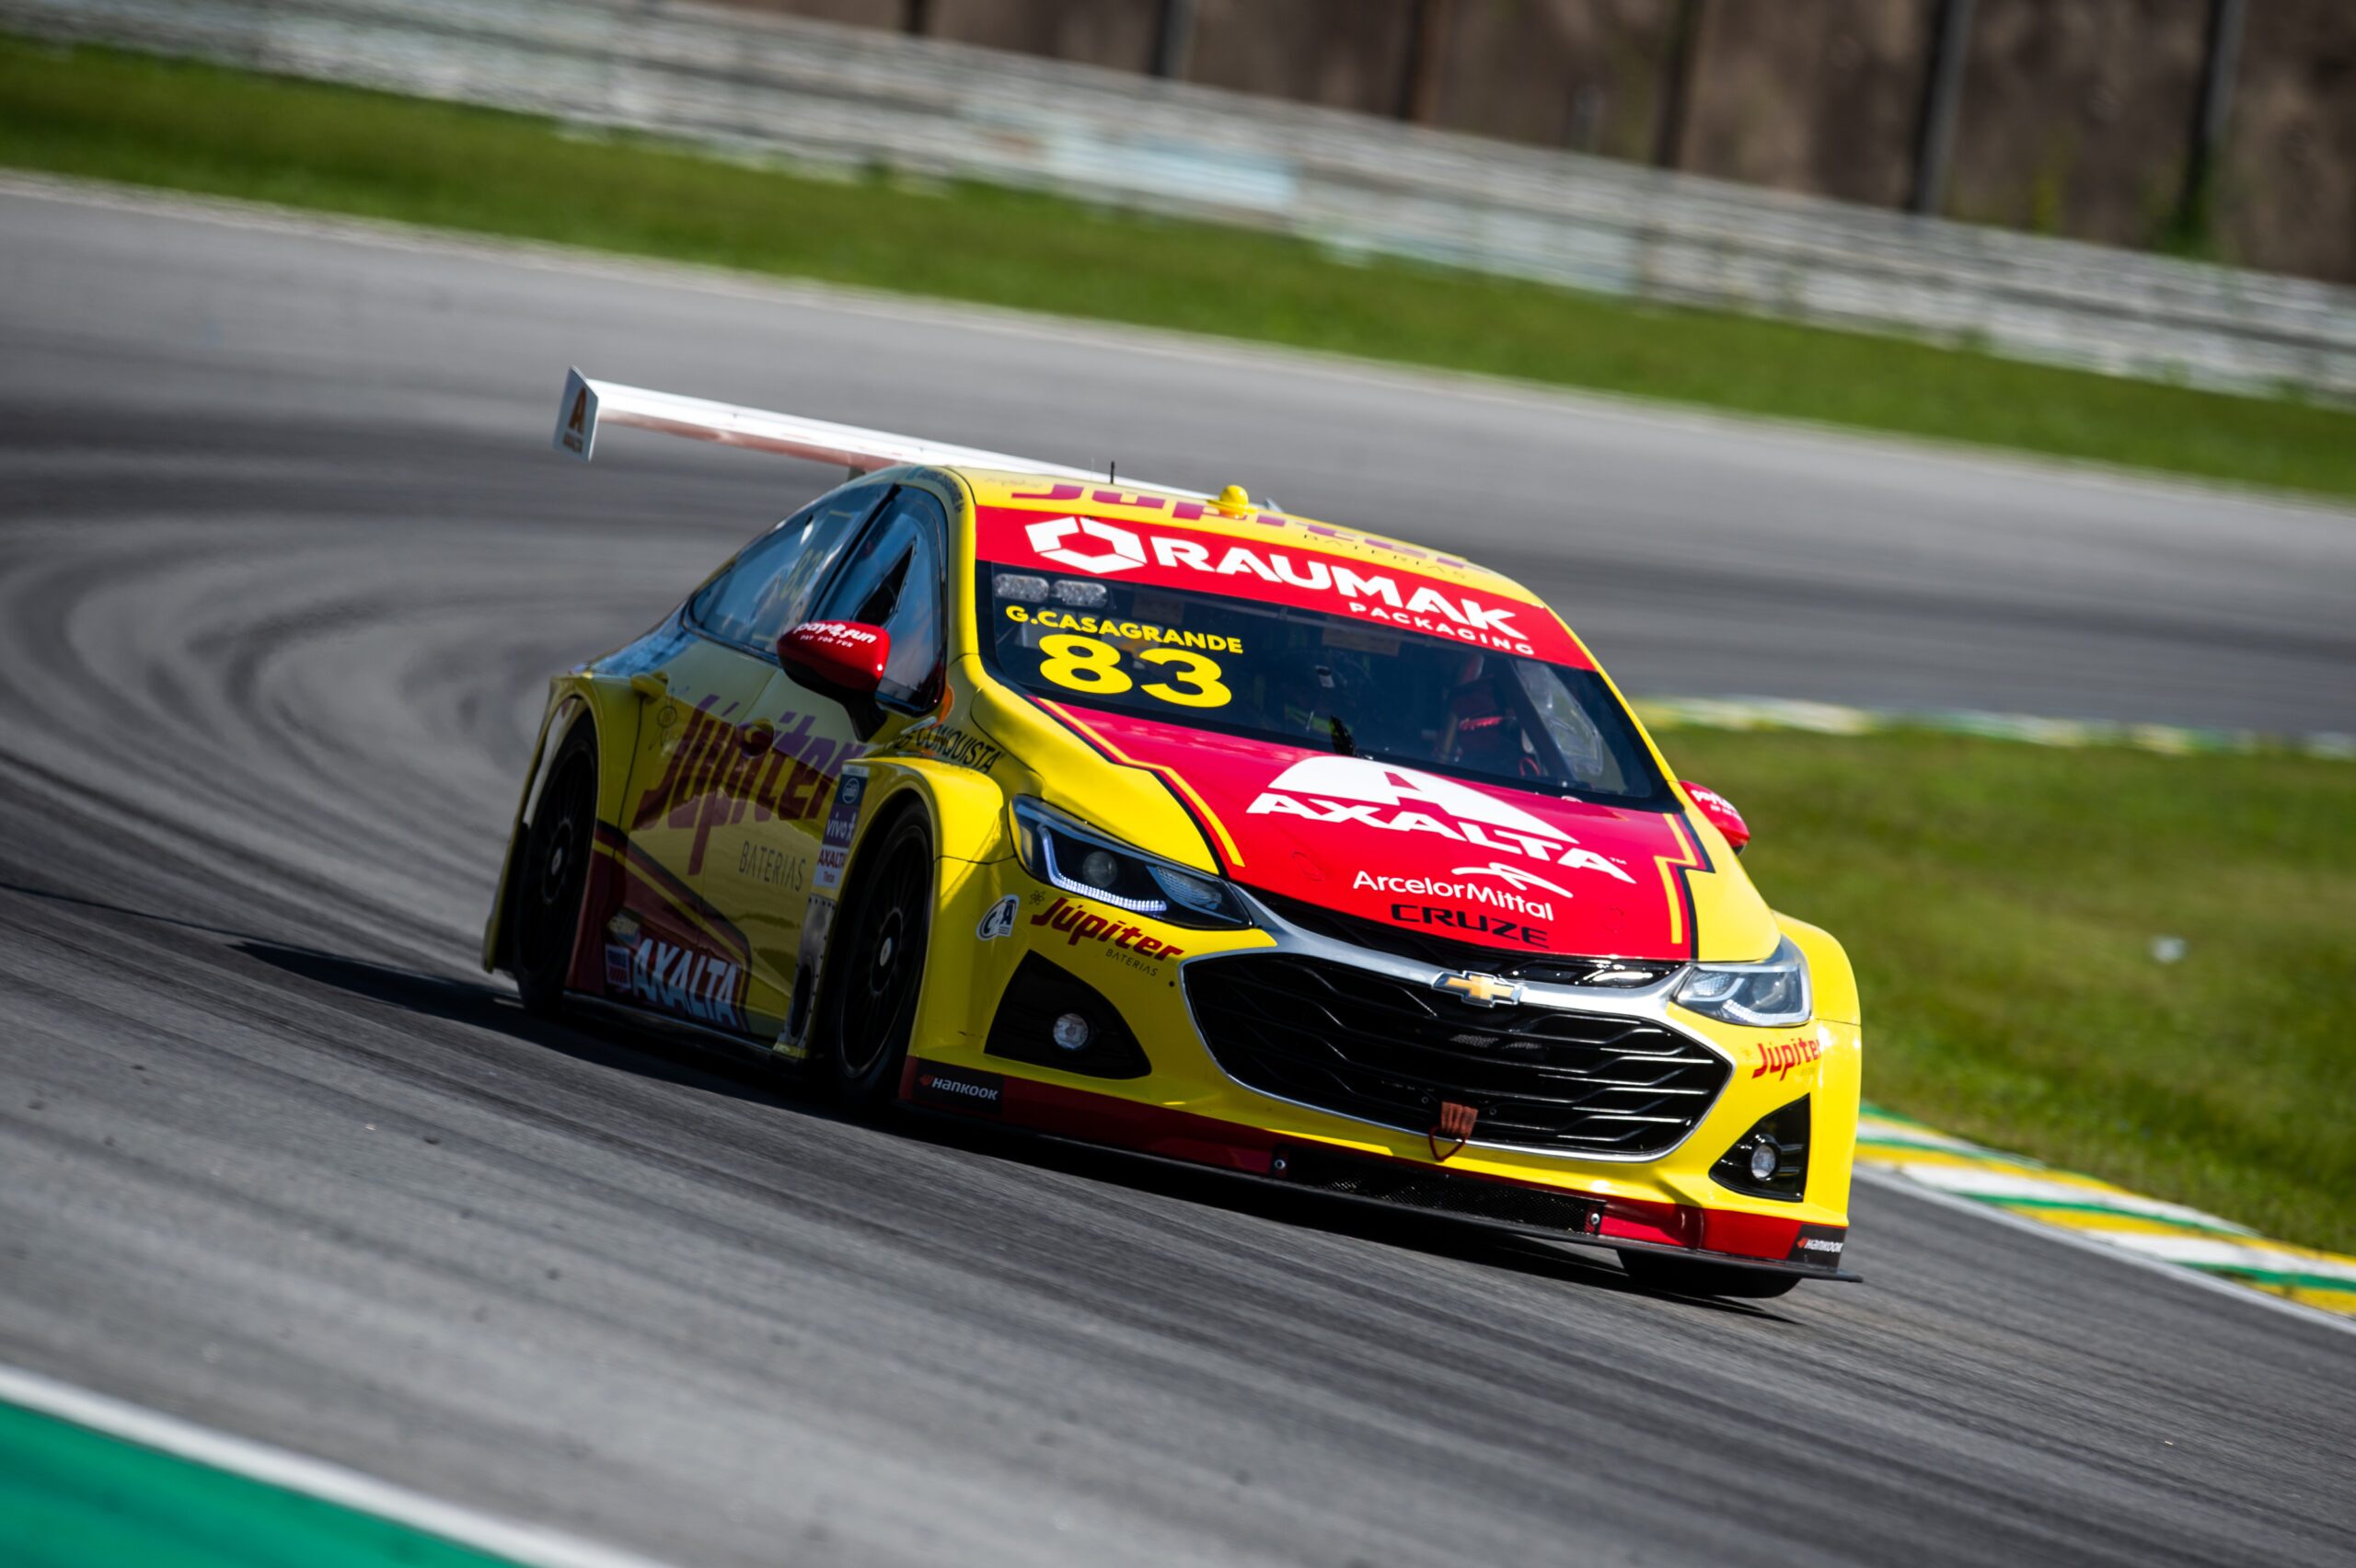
[1854,1168,2356,1340]
[1877,1163,2261,1233]
[0,1363,676,1568]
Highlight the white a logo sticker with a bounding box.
[1260,756,1566,842]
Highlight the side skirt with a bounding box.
[562,991,793,1074]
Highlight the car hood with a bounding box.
[1043,704,1726,963]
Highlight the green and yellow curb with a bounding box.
[1857,1106,2356,1319]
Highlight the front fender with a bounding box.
[1777,911,1863,1220]
[781,755,1015,1064]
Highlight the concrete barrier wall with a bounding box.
[10,0,2352,399]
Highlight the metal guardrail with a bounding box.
[11,0,2354,400]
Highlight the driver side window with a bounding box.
[690,484,887,651]
[812,488,949,707]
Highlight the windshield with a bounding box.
[976,568,1671,806]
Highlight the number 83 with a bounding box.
[1035,634,1230,709]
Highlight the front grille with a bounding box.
[1186,954,1730,1157]
[1269,1145,1604,1234]
[1246,888,1683,987]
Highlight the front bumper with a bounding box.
[907,859,1862,1279]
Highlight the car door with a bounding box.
[699,481,954,1036]
[607,481,888,1037]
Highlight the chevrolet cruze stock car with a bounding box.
[485,370,1863,1299]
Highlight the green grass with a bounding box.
[1659,725,2356,1255]
[6,36,2356,500]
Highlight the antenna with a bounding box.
[1108,459,1117,485]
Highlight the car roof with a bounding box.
[948,467,1547,610]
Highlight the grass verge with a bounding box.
[1660,725,2356,1255]
[5,36,2356,501]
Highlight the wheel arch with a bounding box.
[802,758,1012,1079]
[481,679,629,974]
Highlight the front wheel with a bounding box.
[825,812,934,1111]
[514,726,597,1017]
[1617,1249,1801,1299]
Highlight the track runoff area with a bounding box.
[1634,698,2356,1320]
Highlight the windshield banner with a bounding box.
[975,504,1587,666]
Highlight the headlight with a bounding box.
[1673,936,1811,1027]
[1011,797,1254,930]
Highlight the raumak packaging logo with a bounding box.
[1249,757,1637,882]
[1013,515,1541,656]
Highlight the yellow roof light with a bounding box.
[1213,484,1253,516]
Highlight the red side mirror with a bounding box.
[1681,780,1750,853]
[778,620,889,706]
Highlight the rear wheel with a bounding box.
[1617,1250,1801,1300]
[514,727,598,1017]
[826,812,934,1111]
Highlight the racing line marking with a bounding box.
[0,1362,675,1568]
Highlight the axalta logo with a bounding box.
[1250,757,1636,880]
[1020,517,1532,652]
[621,939,744,1032]
[1027,516,1149,574]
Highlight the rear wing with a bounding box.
[551,368,1207,500]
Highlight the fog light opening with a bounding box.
[1051,1012,1093,1052]
[1711,1096,1810,1202]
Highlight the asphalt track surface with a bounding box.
[1,180,2351,1568]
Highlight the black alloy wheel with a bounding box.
[514,727,598,1017]
[827,812,935,1109]
[1616,1249,1802,1300]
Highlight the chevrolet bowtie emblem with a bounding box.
[1433,971,1522,1008]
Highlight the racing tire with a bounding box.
[1617,1250,1802,1300]
[514,726,598,1018]
[825,811,934,1112]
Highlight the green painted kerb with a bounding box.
[0,1399,518,1568]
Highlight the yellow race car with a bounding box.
[486,371,1862,1298]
